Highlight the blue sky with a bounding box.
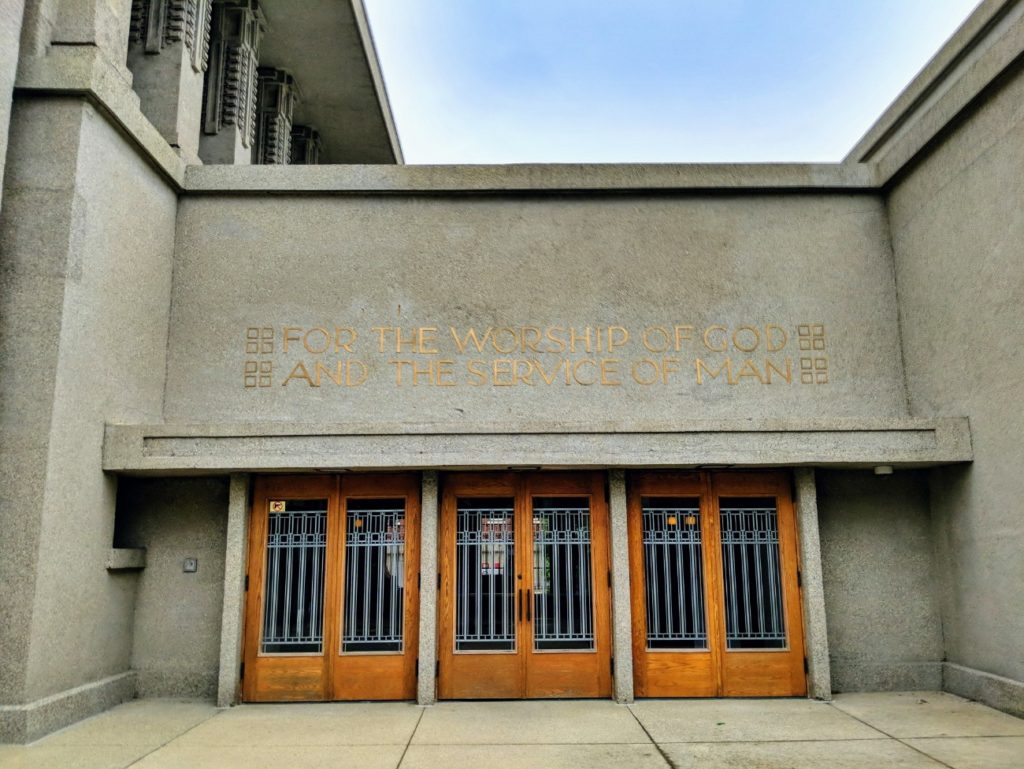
[362,1,981,163]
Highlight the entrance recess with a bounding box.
[628,472,806,697]
[438,473,613,699]
[242,474,420,701]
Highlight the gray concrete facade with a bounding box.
[2,0,1024,743]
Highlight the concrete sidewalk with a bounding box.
[1,691,1022,768]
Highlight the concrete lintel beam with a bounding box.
[103,418,972,474]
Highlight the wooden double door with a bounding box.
[629,471,806,697]
[242,474,420,701]
[438,473,613,699]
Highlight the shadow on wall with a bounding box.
[115,477,230,699]
[816,469,944,692]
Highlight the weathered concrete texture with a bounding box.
[15,44,186,186]
[416,471,439,705]
[102,418,972,474]
[0,0,25,204]
[794,468,831,700]
[167,194,907,427]
[13,96,176,708]
[0,95,175,727]
[607,471,633,703]
[887,51,1024,690]
[817,470,943,692]
[944,663,1024,719]
[117,477,230,700]
[218,475,250,707]
[52,0,134,74]
[0,671,136,744]
[127,40,205,163]
[183,162,877,191]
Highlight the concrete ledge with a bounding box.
[15,46,186,188]
[0,671,136,744]
[847,0,1024,183]
[944,662,1024,718]
[183,162,879,194]
[103,418,972,474]
[105,548,146,571]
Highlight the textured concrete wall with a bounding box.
[887,61,1024,685]
[817,470,943,691]
[0,96,175,708]
[117,477,229,698]
[166,193,907,425]
[0,0,25,203]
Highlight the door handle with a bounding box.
[518,589,522,622]
[526,589,532,622]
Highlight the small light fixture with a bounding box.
[874,465,894,476]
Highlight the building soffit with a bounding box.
[257,0,402,164]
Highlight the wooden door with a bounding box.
[629,471,806,698]
[438,472,612,699]
[242,474,420,702]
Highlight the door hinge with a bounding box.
[797,570,803,588]
[435,660,440,677]
[437,573,442,590]
[244,574,249,592]
[607,569,612,588]
[415,658,419,679]
[417,572,421,590]
[610,657,615,676]
[239,662,245,680]
[803,657,809,674]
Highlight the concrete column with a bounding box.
[126,0,212,163]
[53,0,134,76]
[416,471,439,705]
[608,470,634,703]
[794,468,832,700]
[217,473,250,707]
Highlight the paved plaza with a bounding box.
[0,691,1021,768]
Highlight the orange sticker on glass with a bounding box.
[269,500,286,512]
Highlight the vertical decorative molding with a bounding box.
[203,0,265,149]
[129,0,212,67]
[290,125,322,165]
[255,68,300,165]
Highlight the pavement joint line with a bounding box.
[824,702,958,769]
[395,706,426,768]
[625,704,678,769]
[121,707,223,768]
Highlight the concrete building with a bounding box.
[0,0,1022,744]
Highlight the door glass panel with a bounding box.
[342,499,406,653]
[455,498,516,652]
[719,497,786,649]
[641,497,707,650]
[261,499,328,654]
[532,497,595,651]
